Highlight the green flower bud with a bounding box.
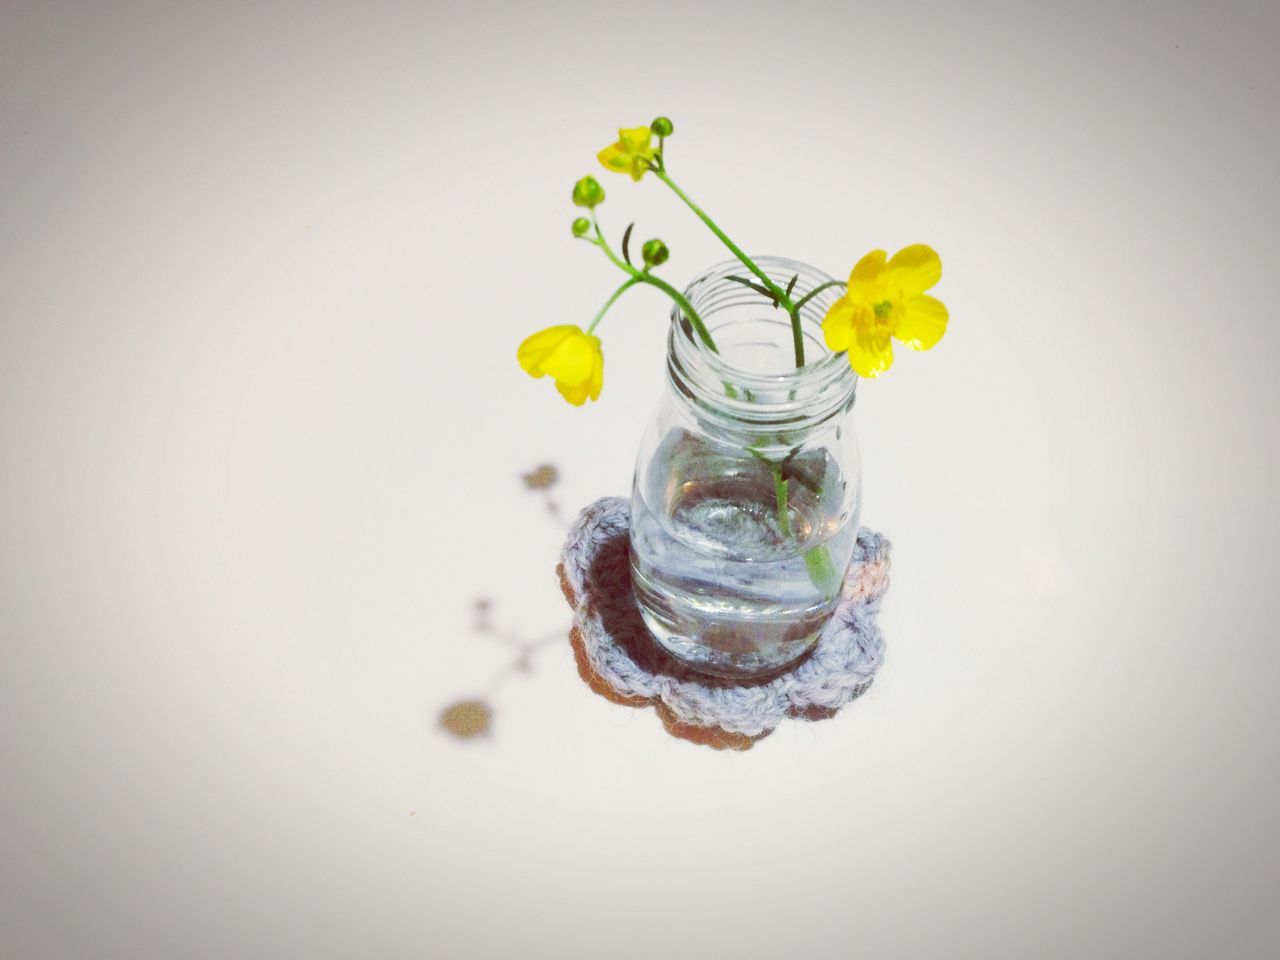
[571,217,591,237]
[650,116,674,137]
[641,238,669,268]
[572,176,605,209]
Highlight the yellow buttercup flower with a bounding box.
[517,325,604,406]
[597,126,658,181]
[822,245,948,378]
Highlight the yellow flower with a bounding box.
[517,325,604,406]
[822,245,948,378]
[597,126,658,182]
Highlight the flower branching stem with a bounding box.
[586,213,718,352]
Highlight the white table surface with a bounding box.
[3,2,1278,958]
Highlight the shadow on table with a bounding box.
[559,521,861,753]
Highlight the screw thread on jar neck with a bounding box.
[667,256,857,435]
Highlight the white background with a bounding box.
[2,1,1278,957]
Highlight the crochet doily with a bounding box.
[556,497,891,750]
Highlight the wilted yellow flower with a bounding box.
[822,245,948,378]
[517,325,604,405]
[597,126,658,181]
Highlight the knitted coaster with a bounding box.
[556,497,890,750]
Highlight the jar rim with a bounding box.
[667,256,857,429]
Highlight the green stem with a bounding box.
[804,544,841,601]
[589,213,717,353]
[638,274,716,352]
[791,279,847,315]
[653,167,806,367]
[751,444,839,597]
[788,307,805,368]
[772,468,792,538]
[589,213,631,273]
[586,277,640,334]
[653,169,791,309]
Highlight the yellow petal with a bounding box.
[597,144,629,174]
[822,299,857,352]
[598,127,655,179]
[556,380,590,405]
[541,331,598,385]
[887,245,942,295]
[617,126,652,153]
[895,294,948,351]
[587,349,603,401]
[849,249,887,290]
[848,326,894,378]
[518,325,578,377]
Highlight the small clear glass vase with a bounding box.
[629,256,863,679]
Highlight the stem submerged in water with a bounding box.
[760,454,840,599]
[772,469,792,538]
[804,545,841,602]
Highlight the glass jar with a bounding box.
[629,257,863,679]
